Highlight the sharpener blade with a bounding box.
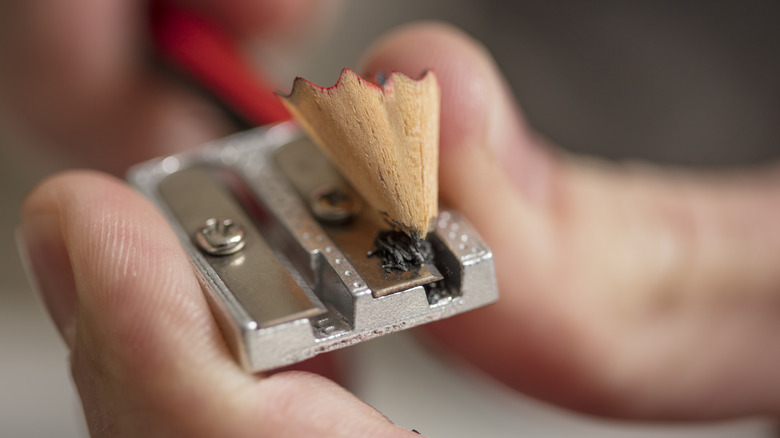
[128,123,498,372]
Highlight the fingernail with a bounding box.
[16,213,77,349]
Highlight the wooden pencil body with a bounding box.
[279,69,440,237]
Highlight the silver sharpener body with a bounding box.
[127,123,498,373]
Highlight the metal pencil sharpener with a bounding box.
[128,123,498,372]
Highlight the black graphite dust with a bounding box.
[368,229,433,273]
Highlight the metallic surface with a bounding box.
[128,123,498,372]
[276,140,443,298]
[309,185,362,225]
[158,166,325,331]
[194,217,246,256]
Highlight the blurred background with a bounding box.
[2,0,779,436]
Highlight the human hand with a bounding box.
[10,0,417,436]
[361,23,780,420]
[0,0,328,174]
[13,1,780,436]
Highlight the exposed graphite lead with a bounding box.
[368,229,434,273]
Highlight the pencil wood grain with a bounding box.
[279,68,440,237]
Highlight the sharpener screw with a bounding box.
[310,185,361,225]
[195,217,246,256]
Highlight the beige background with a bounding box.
[2,0,779,436]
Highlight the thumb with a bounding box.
[19,170,419,437]
[361,22,780,420]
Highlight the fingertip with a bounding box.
[18,170,114,349]
[360,24,574,409]
[359,22,501,156]
[20,170,261,433]
[358,21,559,281]
[21,170,233,375]
[359,22,555,208]
[18,195,76,349]
[256,371,418,437]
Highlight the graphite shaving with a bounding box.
[368,229,434,273]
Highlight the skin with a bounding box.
[361,25,780,419]
[5,0,780,436]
